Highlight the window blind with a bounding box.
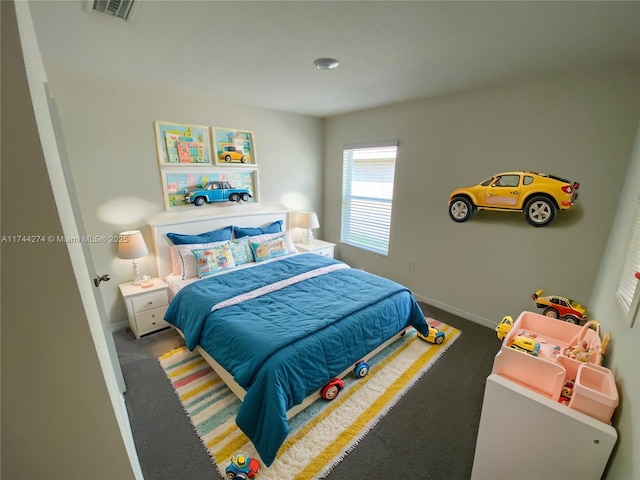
[341,145,397,255]
[616,195,640,311]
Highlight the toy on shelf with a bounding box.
[559,379,575,405]
[510,335,540,356]
[225,453,260,479]
[563,320,606,365]
[184,181,252,206]
[532,289,588,324]
[495,315,514,341]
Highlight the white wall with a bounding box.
[590,123,640,478]
[324,70,640,327]
[44,70,324,327]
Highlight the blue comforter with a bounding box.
[164,254,429,465]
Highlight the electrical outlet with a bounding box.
[409,260,416,271]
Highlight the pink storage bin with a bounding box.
[493,346,565,399]
[569,363,619,424]
[495,312,604,400]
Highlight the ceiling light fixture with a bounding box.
[313,58,340,70]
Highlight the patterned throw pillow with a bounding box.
[249,234,293,263]
[191,243,236,277]
[176,240,229,280]
[230,236,254,266]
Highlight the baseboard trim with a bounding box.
[111,320,129,333]
[413,293,495,329]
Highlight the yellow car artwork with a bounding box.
[219,144,251,163]
[448,171,579,227]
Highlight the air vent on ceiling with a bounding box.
[92,0,136,20]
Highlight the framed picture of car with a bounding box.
[155,121,213,166]
[160,167,259,210]
[212,127,257,167]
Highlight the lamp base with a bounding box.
[302,229,314,245]
[132,259,143,286]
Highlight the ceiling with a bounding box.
[28,0,640,118]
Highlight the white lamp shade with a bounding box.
[298,212,320,230]
[117,230,149,259]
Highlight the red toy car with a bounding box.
[321,378,344,400]
[532,289,587,324]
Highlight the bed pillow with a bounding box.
[166,225,233,245]
[175,240,229,279]
[249,233,295,263]
[191,243,236,278]
[169,246,181,275]
[229,236,254,266]
[233,220,283,238]
[248,231,296,254]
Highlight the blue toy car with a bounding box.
[354,360,369,378]
[225,453,260,479]
[184,181,252,206]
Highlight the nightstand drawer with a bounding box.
[314,246,334,258]
[132,290,169,313]
[135,306,169,335]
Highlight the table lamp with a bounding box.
[298,212,320,245]
[117,230,149,286]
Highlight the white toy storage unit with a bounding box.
[472,311,618,480]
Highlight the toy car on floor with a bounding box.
[225,453,260,479]
[354,360,369,377]
[448,171,579,227]
[417,326,445,344]
[321,378,344,400]
[532,289,587,324]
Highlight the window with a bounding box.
[341,143,398,255]
[616,195,640,326]
[494,175,520,187]
[480,178,494,187]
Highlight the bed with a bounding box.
[149,209,432,466]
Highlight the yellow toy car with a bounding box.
[219,144,251,163]
[448,171,579,227]
[417,326,445,345]
[510,335,540,356]
[495,315,514,341]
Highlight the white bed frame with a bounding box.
[149,208,408,419]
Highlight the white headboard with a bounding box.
[149,209,291,280]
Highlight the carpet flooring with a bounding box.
[114,303,498,480]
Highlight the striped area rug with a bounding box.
[159,319,461,479]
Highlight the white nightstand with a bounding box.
[295,240,336,258]
[119,278,170,339]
